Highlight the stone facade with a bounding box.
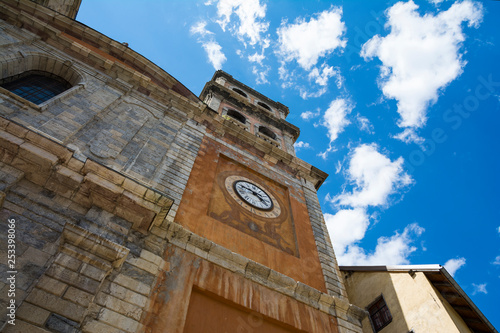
[0,0,365,332]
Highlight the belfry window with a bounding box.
[258,126,276,140]
[368,296,392,332]
[232,87,247,98]
[0,70,71,105]
[257,101,271,111]
[227,109,246,124]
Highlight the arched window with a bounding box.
[232,87,247,98]
[257,101,271,111]
[258,126,276,140]
[227,109,246,124]
[0,70,71,105]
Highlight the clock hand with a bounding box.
[240,185,261,197]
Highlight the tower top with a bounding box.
[203,70,290,118]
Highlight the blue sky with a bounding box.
[78,0,499,327]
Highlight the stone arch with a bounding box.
[258,126,277,140]
[226,109,246,124]
[0,52,84,86]
[257,101,271,112]
[232,87,247,98]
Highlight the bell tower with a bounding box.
[148,70,364,332]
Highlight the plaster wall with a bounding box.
[390,272,471,333]
[343,271,472,333]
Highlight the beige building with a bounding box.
[340,265,497,333]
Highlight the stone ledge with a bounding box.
[62,223,129,269]
[0,117,174,233]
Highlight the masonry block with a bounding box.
[26,288,86,322]
[0,130,23,153]
[63,286,94,307]
[16,302,51,326]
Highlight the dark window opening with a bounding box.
[258,126,276,140]
[257,101,271,111]
[232,87,247,98]
[0,70,71,105]
[227,109,246,124]
[368,296,392,332]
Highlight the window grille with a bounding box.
[1,70,71,105]
[368,296,392,332]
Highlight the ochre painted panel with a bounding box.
[176,136,326,293]
[208,155,299,256]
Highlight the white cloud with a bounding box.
[393,128,425,144]
[497,226,500,234]
[334,223,424,265]
[190,21,214,37]
[202,41,227,69]
[357,115,374,134]
[335,160,343,174]
[300,87,327,99]
[493,256,500,265]
[317,146,336,160]
[325,143,419,265]
[316,98,353,159]
[323,98,353,144]
[308,64,342,87]
[444,257,466,277]
[361,0,483,132]
[212,0,269,45]
[191,21,227,70]
[332,144,413,208]
[248,52,265,64]
[325,208,370,255]
[277,7,346,71]
[300,108,320,121]
[472,283,487,295]
[294,141,311,150]
[252,65,269,84]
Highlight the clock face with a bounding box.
[224,175,281,218]
[234,180,273,210]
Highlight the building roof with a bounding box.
[339,265,497,333]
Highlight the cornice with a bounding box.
[193,104,328,189]
[208,70,290,117]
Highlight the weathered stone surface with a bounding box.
[44,313,80,333]
[245,260,271,283]
[95,292,143,321]
[97,308,141,332]
[63,286,94,307]
[35,275,68,297]
[26,288,86,322]
[16,302,51,326]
